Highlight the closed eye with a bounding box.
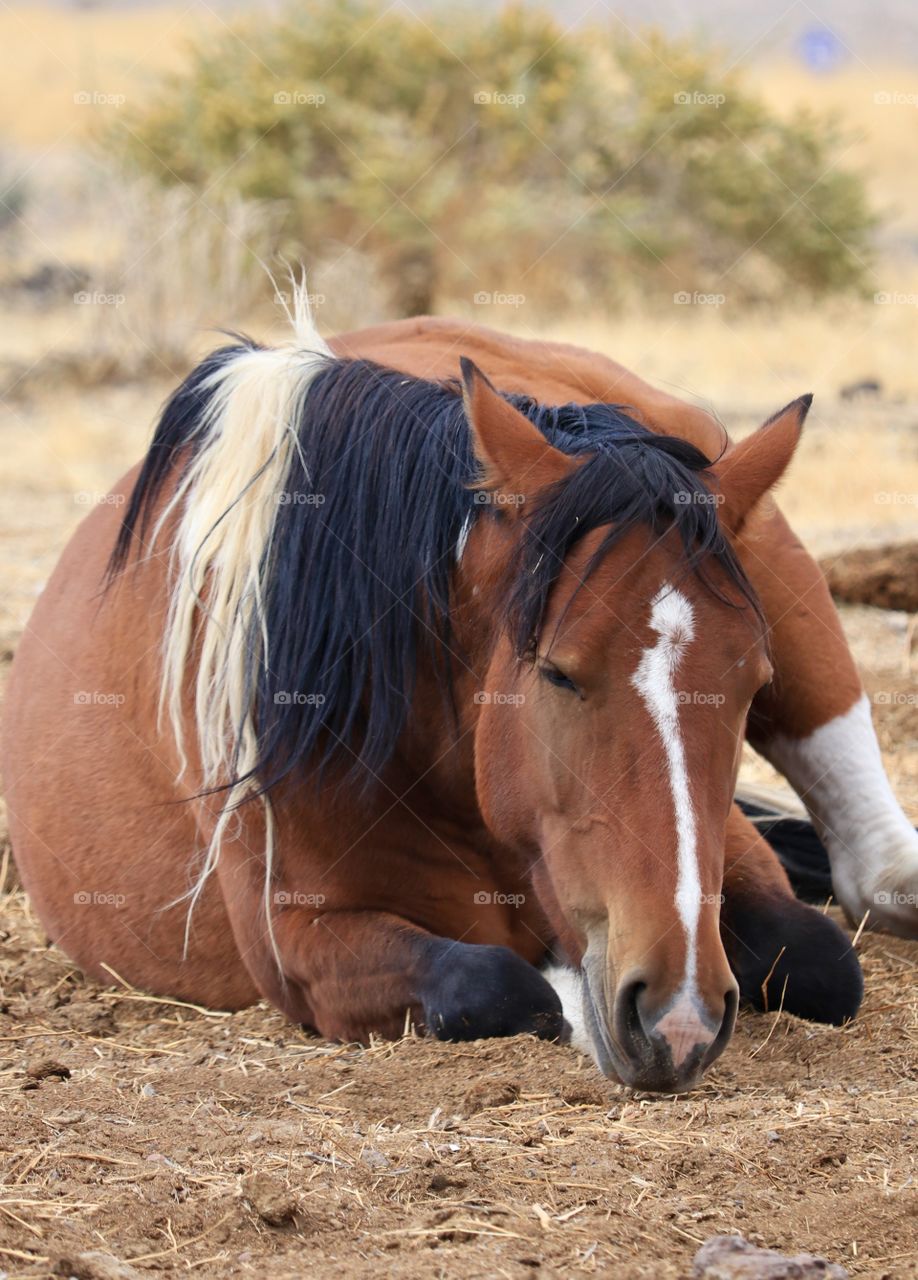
[539,664,581,696]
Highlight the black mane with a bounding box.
[110,348,757,792]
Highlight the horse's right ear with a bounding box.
[717,394,811,533]
[460,357,574,509]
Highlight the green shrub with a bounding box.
[111,0,877,315]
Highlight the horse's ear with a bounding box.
[717,394,812,533]
[460,357,574,509]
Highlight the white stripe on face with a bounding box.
[631,587,700,984]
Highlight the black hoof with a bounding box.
[723,892,863,1025]
[420,941,564,1042]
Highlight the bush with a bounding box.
[111,0,877,315]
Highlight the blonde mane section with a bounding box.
[150,281,332,958]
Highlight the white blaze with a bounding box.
[630,587,700,984]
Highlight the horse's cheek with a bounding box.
[474,708,539,848]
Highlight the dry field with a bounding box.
[0,6,917,1279]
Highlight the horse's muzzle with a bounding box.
[582,953,738,1093]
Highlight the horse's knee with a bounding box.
[421,941,565,1042]
[722,892,863,1026]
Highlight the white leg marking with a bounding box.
[541,963,594,1058]
[630,588,700,985]
[765,694,918,937]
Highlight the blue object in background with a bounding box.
[798,25,847,73]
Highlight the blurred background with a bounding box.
[1,1,917,748]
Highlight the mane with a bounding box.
[108,302,757,947]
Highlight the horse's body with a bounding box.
[3,310,915,1092]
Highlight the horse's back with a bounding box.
[330,317,725,455]
[1,467,256,1008]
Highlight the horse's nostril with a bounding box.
[612,976,647,1058]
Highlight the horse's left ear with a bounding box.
[460,357,574,510]
[717,394,812,533]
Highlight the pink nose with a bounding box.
[650,992,722,1068]
[609,976,739,1091]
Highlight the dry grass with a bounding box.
[0,874,913,1278]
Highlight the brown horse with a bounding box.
[3,300,913,1093]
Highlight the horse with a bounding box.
[2,296,913,1094]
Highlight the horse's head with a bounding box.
[460,360,809,1092]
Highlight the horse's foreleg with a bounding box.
[215,832,564,1042]
[268,909,566,1043]
[720,806,863,1024]
[739,507,918,938]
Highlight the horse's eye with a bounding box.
[540,664,580,695]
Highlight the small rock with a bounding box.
[47,1110,86,1126]
[140,1083,156,1097]
[26,1058,71,1082]
[241,1172,298,1226]
[360,1146,391,1169]
[693,1234,848,1279]
[24,1054,70,1085]
[560,1083,607,1107]
[52,1251,143,1279]
[459,1079,520,1116]
[839,377,881,401]
[429,1171,466,1193]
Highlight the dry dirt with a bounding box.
[821,543,918,614]
[0,387,916,1279]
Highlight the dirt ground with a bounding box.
[0,384,916,1279]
